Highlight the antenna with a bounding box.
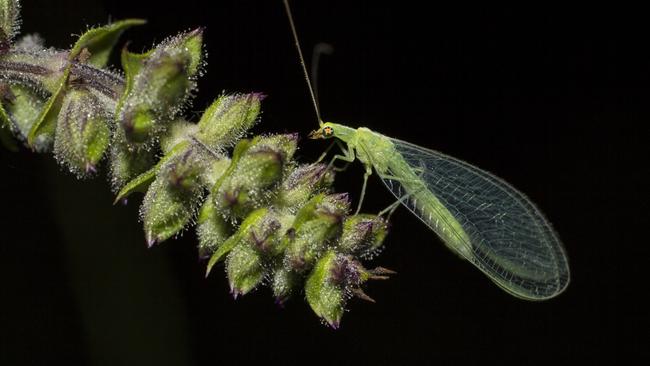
[283,0,324,125]
[311,43,334,112]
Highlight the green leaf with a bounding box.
[115,46,151,117]
[70,19,146,68]
[26,73,68,149]
[205,208,267,276]
[206,234,240,277]
[113,140,189,204]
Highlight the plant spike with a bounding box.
[0,3,393,327]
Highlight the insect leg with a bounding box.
[326,141,356,172]
[315,141,337,163]
[355,164,373,214]
[376,172,426,219]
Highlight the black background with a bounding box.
[0,0,645,364]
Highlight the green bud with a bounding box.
[337,214,389,258]
[0,0,20,50]
[201,156,231,188]
[226,241,265,297]
[141,147,208,246]
[53,88,110,177]
[112,140,191,202]
[161,146,209,191]
[224,208,294,297]
[196,93,263,149]
[271,266,300,305]
[0,83,44,145]
[245,208,294,257]
[109,130,156,192]
[276,163,335,211]
[196,195,233,259]
[119,29,203,145]
[305,251,362,328]
[306,251,394,328]
[214,134,297,219]
[283,193,350,273]
[159,119,198,154]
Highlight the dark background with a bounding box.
[1,0,645,364]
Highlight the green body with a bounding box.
[318,122,472,258]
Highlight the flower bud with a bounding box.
[196,194,233,259]
[283,193,350,273]
[276,163,334,211]
[214,134,297,219]
[140,147,209,246]
[159,119,197,154]
[53,88,110,177]
[196,93,263,150]
[0,84,45,148]
[226,241,265,297]
[109,138,156,193]
[337,214,388,258]
[305,251,365,328]
[118,29,203,145]
[271,266,300,305]
[161,146,209,191]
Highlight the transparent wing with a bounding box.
[360,136,570,300]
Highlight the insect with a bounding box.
[282,1,570,300]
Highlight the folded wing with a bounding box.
[367,137,570,300]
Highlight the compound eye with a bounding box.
[323,126,333,137]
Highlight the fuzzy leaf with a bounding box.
[70,19,145,68]
[206,234,240,277]
[115,46,150,117]
[205,208,267,276]
[26,73,68,149]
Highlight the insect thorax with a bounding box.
[354,127,393,174]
